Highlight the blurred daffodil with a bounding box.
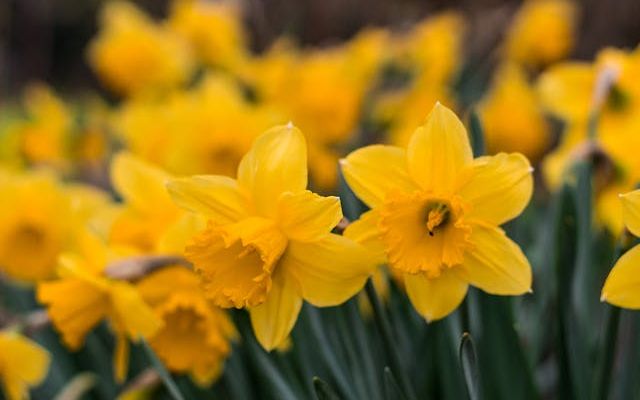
[137,266,236,385]
[88,1,194,96]
[602,189,640,308]
[479,63,549,163]
[168,0,247,69]
[37,232,163,382]
[168,124,374,350]
[0,331,50,400]
[114,75,281,178]
[504,0,577,67]
[342,103,533,321]
[0,170,106,282]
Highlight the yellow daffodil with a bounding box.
[114,75,281,178]
[479,64,549,163]
[602,189,640,308]
[16,84,71,170]
[37,232,163,382]
[107,152,203,254]
[538,47,640,233]
[168,0,247,69]
[342,103,533,321]
[167,124,374,350]
[0,331,50,400]
[504,0,577,67]
[0,171,73,282]
[137,266,236,385]
[88,1,194,96]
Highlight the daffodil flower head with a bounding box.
[168,124,375,350]
[601,189,640,308]
[0,331,50,400]
[37,231,162,382]
[137,266,236,385]
[342,103,534,321]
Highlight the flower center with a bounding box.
[379,192,472,277]
[185,218,288,308]
[425,202,451,236]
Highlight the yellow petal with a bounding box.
[110,282,163,340]
[282,234,374,307]
[277,190,342,242]
[157,213,206,254]
[536,62,594,121]
[167,175,250,224]
[343,209,386,264]
[407,103,472,193]
[457,153,533,225]
[456,224,532,295]
[0,333,50,385]
[340,145,417,208]
[249,269,302,351]
[37,278,110,349]
[602,244,640,308]
[404,269,468,322]
[111,152,174,212]
[237,124,307,217]
[619,189,640,237]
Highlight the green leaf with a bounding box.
[459,333,479,400]
[383,367,406,400]
[313,377,342,400]
[468,110,485,157]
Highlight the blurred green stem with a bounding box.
[364,279,416,400]
[594,235,629,400]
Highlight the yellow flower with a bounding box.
[538,47,640,233]
[602,189,640,308]
[37,232,163,382]
[0,331,50,400]
[107,152,203,254]
[167,124,374,350]
[341,103,533,321]
[504,0,576,67]
[114,75,281,178]
[88,1,194,96]
[0,171,74,282]
[17,84,71,170]
[137,266,236,385]
[168,0,247,69]
[479,63,549,163]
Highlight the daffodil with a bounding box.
[168,0,247,69]
[113,75,281,178]
[16,84,71,170]
[602,189,640,308]
[137,266,236,384]
[167,124,374,349]
[88,1,194,96]
[0,331,50,400]
[37,232,163,382]
[538,46,640,233]
[504,0,576,67]
[479,63,549,163]
[342,103,533,321]
[0,170,92,282]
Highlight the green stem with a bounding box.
[594,237,628,400]
[364,279,416,400]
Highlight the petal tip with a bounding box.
[600,292,607,302]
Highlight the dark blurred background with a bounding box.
[1,0,640,98]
